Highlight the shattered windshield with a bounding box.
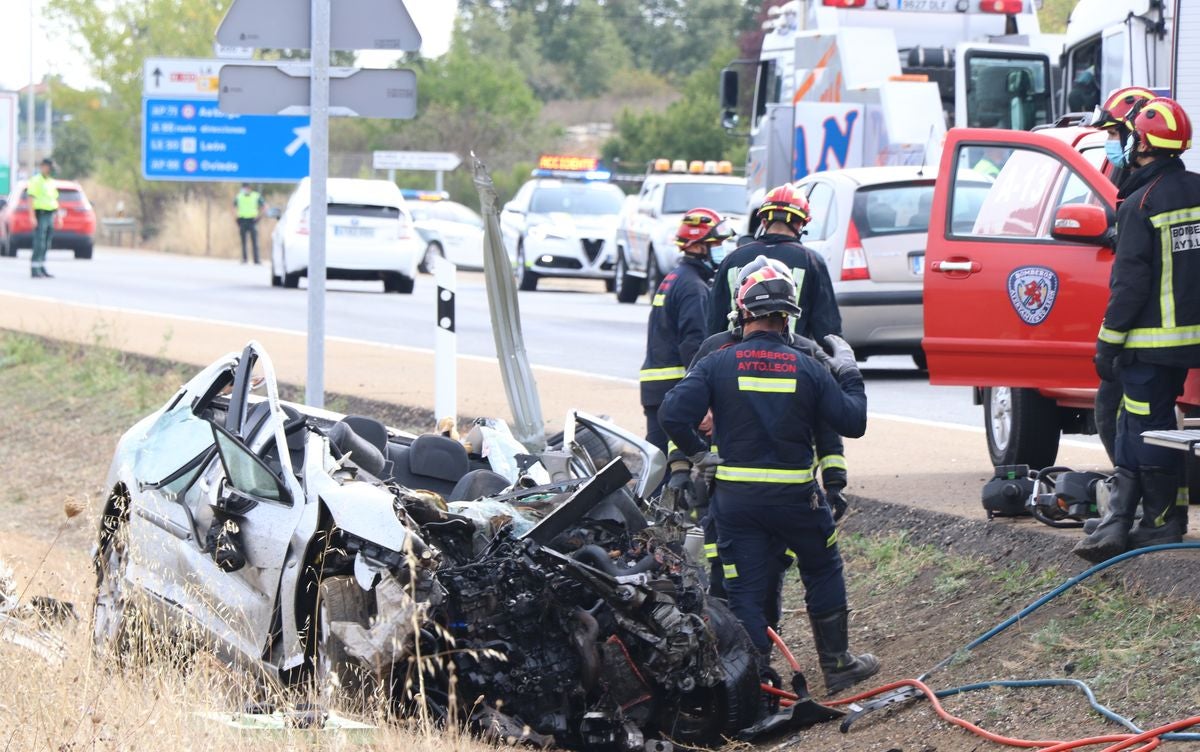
[132,402,216,490]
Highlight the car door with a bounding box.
[924,128,1117,389]
[173,345,308,667]
[441,203,484,267]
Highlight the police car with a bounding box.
[614,159,746,303]
[500,156,626,291]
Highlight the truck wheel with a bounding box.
[75,242,94,260]
[1094,379,1120,466]
[614,252,643,304]
[984,386,1061,469]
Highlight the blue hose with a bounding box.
[935,678,1200,742]
[920,542,1200,681]
[914,542,1200,742]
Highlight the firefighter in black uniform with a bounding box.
[639,208,734,457]
[660,261,880,694]
[1076,96,1200,562]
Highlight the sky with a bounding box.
[0,1,457,92]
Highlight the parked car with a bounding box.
[270,178,420,293]
[793,166,992,367]
[614,162,747,303]
[923,122,1200,467]
[93,341,770,745]
[0,179,97,259]
[405,193,485,272]
[500,178,626,291]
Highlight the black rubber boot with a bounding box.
[808,609,880,695]
[1129,467,1186,549]
[1073,467,1140,563]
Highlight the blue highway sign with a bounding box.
[142,97,310,182]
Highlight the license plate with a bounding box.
[910,253,925,275]
[334,225,373,238]
[897,0,954,11]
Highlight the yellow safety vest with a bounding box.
[28,174,58,212]
[236,190,261,219]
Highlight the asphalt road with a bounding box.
[1,246,982,426]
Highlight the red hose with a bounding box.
[756,631,1190,751]
[767,627,801,673]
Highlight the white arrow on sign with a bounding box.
[285,126,311,157]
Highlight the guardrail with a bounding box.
[100,217,138,247]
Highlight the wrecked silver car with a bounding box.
[93,341,767,748]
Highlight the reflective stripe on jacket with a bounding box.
[707,234,842,340]
[640,257,713,407]
[659,330,866,504]
[1100,158,1200,367]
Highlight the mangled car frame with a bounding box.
[93,341,783,748]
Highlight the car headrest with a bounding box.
[341,415,388,454]
[327,421,388,478]
[448,468,510,501]
[409,434,469,483]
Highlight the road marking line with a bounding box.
[0,289,642,386]
[868,411,1107,452]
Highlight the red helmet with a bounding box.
[1131,97,1193,154]
[756,184,811,228]
[675,207,734,250]
[736,255,802,319]
[1093,86,1156,130]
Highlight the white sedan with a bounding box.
[410,199,485,272]
[271,178,422,294]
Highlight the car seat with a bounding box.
[387,434,473,497]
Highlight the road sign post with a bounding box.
[215,0,421,409]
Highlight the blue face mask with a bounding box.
[711,238,735,266]
[1105,139,1129,168]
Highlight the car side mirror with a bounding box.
[720,69,740,130]
[503,202,521,214]
[211,422,290,505]
[1051,203,1112,246]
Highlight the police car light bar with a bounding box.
[400,189,449,201]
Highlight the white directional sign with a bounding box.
[373,151,461,171]
[143,57,221,97]
[218,65,417,119]
[216,0,422,51]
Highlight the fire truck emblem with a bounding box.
[1007,266,1059,325]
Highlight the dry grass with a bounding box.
[157,194,280,260]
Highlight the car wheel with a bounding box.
[646,250,662,299]
[984,386,1061,469]
[0,235,10,257]
[658,598,761,744]
[614,252,644,304]
[270,256,282,287]
[516,242,539,292]
[75,242,94,260]
[419,241,443,275]
[92,492,142,660]
[315,576,381,712]
[383,272,415,294]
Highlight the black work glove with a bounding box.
[665,467,695,509]
[823,335,859,378]
[826,487,848,522]
[1094,340,1122,383]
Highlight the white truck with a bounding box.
[721,0,1056,229]
[1061,0,1200,173]
[612,160,747,303]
